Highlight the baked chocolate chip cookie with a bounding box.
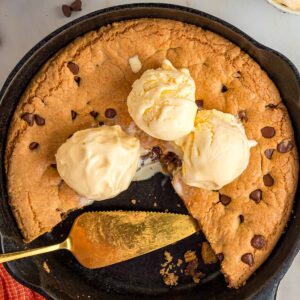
[5,19,298,288]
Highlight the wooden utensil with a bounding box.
[0,211,198,268]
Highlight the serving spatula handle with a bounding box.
[0,238,71,263]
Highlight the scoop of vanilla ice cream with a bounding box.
[127,59,197,141]
[175,109,256,190]
[56,125,140,200]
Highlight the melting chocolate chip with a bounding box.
[265,103,278,109]
[105,108,117,119]
[219,194,231,206]
[29,142,39,150]
[238,110,247,122]
[151,146,162,161]
[160,152,182,172]
[249,189,262,203]
[70,0,82,11]
[21,113,34,126]
[196,100,204,109]
[241,253,254,266]
[264,149,275,160]
[74,76,81,86]
[90,111,99,119]
[261,126,275,138]
[239,215,244,223]
[99,121,104,126]
[277,140,294,153]
[67,62,79,75]
[263,174,274,187]
[71,110,77,120]
[221,85,228,93]
[251,235,266,249]
[62,5,72,17]
[216,253,224,262]
[34,114,45,126]
[160,152,176,165]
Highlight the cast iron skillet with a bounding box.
[0,4,299,300]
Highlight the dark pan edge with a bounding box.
[0,3,299,300]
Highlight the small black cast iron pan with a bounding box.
[0,4,300,300]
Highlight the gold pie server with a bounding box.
[0,211,198,268]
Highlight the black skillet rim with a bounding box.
[0,3,300,300]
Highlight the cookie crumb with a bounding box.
[184,259,198,276]
[161,251,173,266]
[201,241,217,264]
[160,271,179,286]
[184,250,197,263]
[131,199,137,205]
[43,261,50,273]
[160,251,179,286]
[192,271,206,284]
[176,259,183,267]
[153,202,157,207]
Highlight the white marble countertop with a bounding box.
[0,0,299,299]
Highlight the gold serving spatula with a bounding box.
[0,211,198,268]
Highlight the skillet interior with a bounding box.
[0,4,299,300]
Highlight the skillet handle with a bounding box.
[254,279,280,300]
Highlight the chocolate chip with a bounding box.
[67,62,79,75]
[34,114,45,126]
[221,85,228,93]
[196,100,204,109]
[219,194,231,206]
[90,111,99,119]
[160,152,182,172]
[277,140,294,153]
[264,149,275,160]
[29,142,39,150]
[216,253,224,262]
[74,76,81,86]
[50,163,57,169]
[62,5,72,17]
[70,0,82,11]
[261,126,275,138]
[251,235,266,249]
[21,113,34,126]
[99,121,104,126]
[249,189,262,203]
[105,108,117,119]
[241,253,254,266]
[71,110,77,120]
[239,215,244,223]
[265,103,278,109]
[151,146,162,160]
[238,110,247,122]
[141,146,162,161]
[263,174,274,187]
[160,152,176,165]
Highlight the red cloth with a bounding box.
[0,264,44,300]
